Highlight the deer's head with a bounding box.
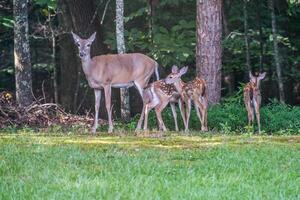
[71,32,96,59]
[249,71,266,87]
[165,65,188,84]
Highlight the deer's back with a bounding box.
[91,53,157,84]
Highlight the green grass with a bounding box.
[0,133,300,199]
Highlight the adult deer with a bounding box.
[165,66,208,132]
[136,75,186,131]
[243,71,266,133]
[71,32,159,133]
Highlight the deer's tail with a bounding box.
[155,62,160,80]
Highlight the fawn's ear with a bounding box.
[171,65,179,73]
[179,66,188,76]
[88,32,97,43]
[258,72,266,80]
[249,71,254,79]
[71,31,81,43]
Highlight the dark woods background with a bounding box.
[0,0,300,119]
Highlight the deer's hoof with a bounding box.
[91,127,97,134]
[201,127,208,132]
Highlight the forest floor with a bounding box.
[0,133,299,199]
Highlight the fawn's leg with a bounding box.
[170,102,179,131]
[185,99,192,132]
[253,98,261,134]
[155,101,169,131]
[199,96,208,131]
[178,99,187,129]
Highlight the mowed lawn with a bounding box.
[0,133,299,200]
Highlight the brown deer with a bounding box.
[136,76,186,132]
[71,32,159,133]
[165,66,208,132]
[243,71,266,133]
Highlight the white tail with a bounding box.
[165,65,208,132]
[71,32,159,133]
[243,71,266,133]
[136,78,185,131]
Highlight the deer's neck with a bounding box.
[80,56,93,75]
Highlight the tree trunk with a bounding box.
[57,0,110,115]
[13,0,33,107]
[116,0,130,121]
[243,0,251,74]
[51,30,58,104]
[257,2,264,72]
[221,0,230,37]
[196,0,222,104]
[268,0,285,103]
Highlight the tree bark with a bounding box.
[243,0,251,74]
[116,0,130,120]
[13,0,33,107]
[196,0,222,104]
[268,0,285,103]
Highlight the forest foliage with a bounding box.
[0,0,300,132]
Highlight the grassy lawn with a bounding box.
[0,133,299,199]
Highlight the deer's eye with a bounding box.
[76,43,80,47]
[87,44,91,47]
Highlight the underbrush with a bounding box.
[1,98,300,135]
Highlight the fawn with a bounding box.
[136,76,186,131]
[165,65,208,132]
[243,71,266,133]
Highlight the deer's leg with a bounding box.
[185,99,192,132]
[144,103,156,130]
[178,99,186,129]
[244,93,254,126]
[155,101,169,131]
[134,81,146,131]
[170,102,178,131]
[92,89,101,134]
[103,85,113,133]
[199,96,208,131]
[253,98,261,134]
[245,101,254,126]
[136,104,145,131]
[193,97,206,131]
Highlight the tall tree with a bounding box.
[196,0,222,104]
[243,0,251,74]
[116,0,130,120]
[256,1,264,72]
[268,0,285,102]
[13,0,33,107]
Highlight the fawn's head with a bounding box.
[165,65,188,84]
[71,32,96,59]
[249,71,266,87]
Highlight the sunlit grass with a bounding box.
[0,133,299,199]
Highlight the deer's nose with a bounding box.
[79,53,84,57]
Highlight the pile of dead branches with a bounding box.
[0,91,95,129]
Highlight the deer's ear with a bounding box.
[171,65,179,73]
[179,66,188,75]
[88,32,97,43]
[249,71,254,79]
[71,31,81,43]
[258,72,266,80]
